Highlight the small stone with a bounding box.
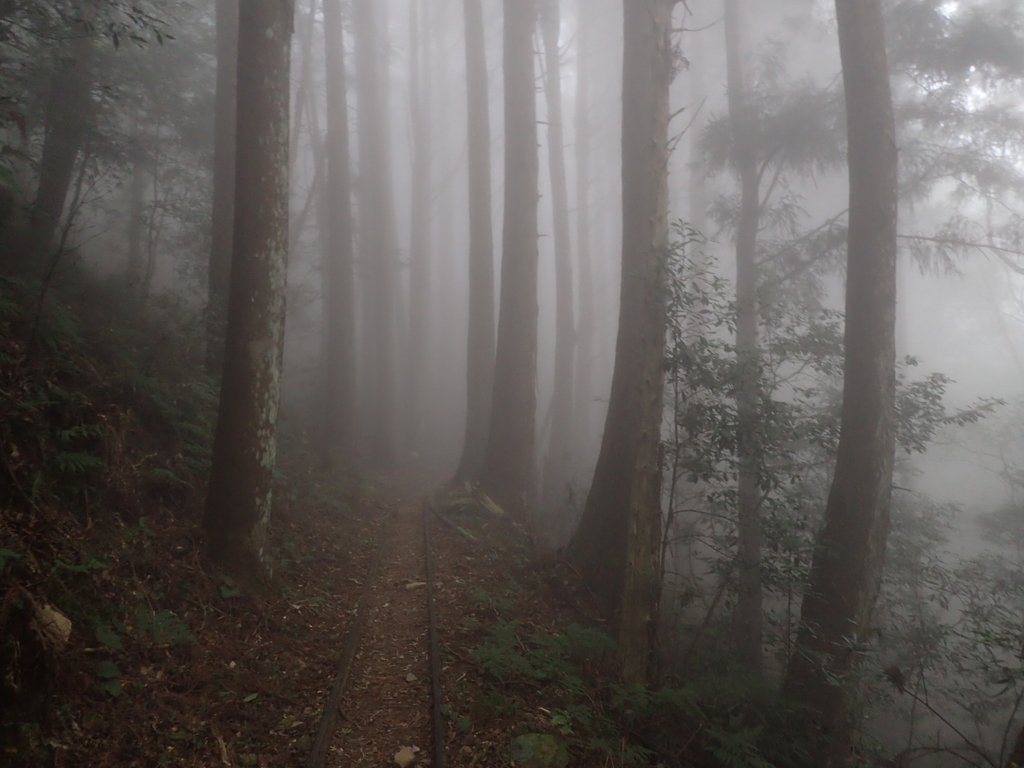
[405,672,418,683]
[405,581,427,590]
[394,745,418,767]
[33,603,71,650]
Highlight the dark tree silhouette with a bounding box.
[783,0,899,763]
[569,0,675,684]
[479,0,539,515]
[204,0,293,571]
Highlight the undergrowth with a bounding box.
[0,273,366,766]
[0,274,220,760]
[465,587,806,767]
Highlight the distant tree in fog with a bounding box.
[571,0,595,481]
[406,0,432,458]
[783,0,899,763]
[204,0,293,571]
[206,0,237,368]
[454,0,497,485]
[479,0,540,515]
[352,0,400,466]
[724,0,764,675]
[539,0,576,515]
[321,0,356,463]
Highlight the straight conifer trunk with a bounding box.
[783,0,898,763]
[571,0,594,475]
[454,0,496,484]
[204,0,293,571]
[321,0,356,461]
[569,1,674,681]
[480,0,539,515]
[206,0,238,367]
[724,0,764,672]
[540,0,576,512]
[407,0,432,457]
[353,0,400,466]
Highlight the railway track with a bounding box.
[304,496,447,768]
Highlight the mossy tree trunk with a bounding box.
[783,0,898,763]
[479,0,539,516]
[204,0,294,572]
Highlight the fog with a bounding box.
[5,0,1024,764]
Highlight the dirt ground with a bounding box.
[2,471,593,768]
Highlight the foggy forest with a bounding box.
[4,0,1024,766]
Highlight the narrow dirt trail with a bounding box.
[325,494,433,767]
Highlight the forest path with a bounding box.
[323,491,434,767]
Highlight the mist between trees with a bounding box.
[5,0,1024,765]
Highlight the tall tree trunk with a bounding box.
[540,0,576,513]
[454,0,496,485]
[207,0,238,368]
[26,12,96,263]
[724,0,764,673]
[616,0,675,684]
[568,1,674,683]
[290,0,317,169]
[685,8,708,239]
[406,0,432,458]
[479,0,539,515]
[782,0,898,763]
[353,0,400,466]
[321,0,356,462]
[204,0,294,572]
[571,0,594,478]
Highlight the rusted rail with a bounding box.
[304,525,387,768]
[423,497,447,768]
[304,500,447,768]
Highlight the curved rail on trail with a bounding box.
[304,529,386,768]
[423,497,447,768]
[304,499,447,768]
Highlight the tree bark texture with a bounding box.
[353,0,400,466]
[321,0,356,462]
[480,0,539,515]
[454,0,497,485]
[540,0,576,513]
[569,0,673,685]
[204,0,294,571]
[783,0,898,764]
[724,0,764,673]
[206,0,238,368]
